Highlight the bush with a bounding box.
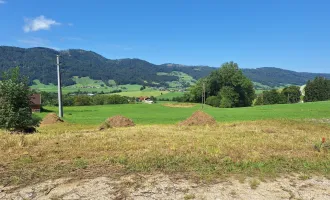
[256,89,287,105]
[0,67,40,131]
[105,95,128,104]
[63,96,74,106]
[206,96,220,107]
[74,95,92,106]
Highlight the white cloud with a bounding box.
[68,23,73,26]
[23,15,60,33]
[0,1,6,4]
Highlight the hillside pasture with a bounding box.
[157,92,184,99]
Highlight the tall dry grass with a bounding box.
[0,120,329,186]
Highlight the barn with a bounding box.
[30,94,41,112]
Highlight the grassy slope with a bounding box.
[157,92,184,99]
[157,71,196,88]
[31,78,150,94]
[38,101,330,125]
[114,91,167,97]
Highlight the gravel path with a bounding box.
[1,174,330,200]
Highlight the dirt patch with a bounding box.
[40,113,63,127]
[163,103,196,108]
[2,174,330,200]
[179,110,216,126]
[100,115,135,130]
[308,118,330,124]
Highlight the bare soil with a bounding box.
[2,174,330,200]
[105,115,135,128]
[40,113,63,127]
[179,110,216,126]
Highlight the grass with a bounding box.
[1,120,330,186]
[71,76,106,87]
[157,71,196,88]
[113,90,168,97]
[31,78,154,94]
[157,92,184,99]
[184,194,196,199]
[249,179,260,189]
[36,101,330,125]
[2,101,330,186]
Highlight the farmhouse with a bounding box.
[138,96,149,101]
[30,94,41,112]
[138,96,154,104]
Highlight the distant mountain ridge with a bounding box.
[241,67,330,87]
[0,46,329,88]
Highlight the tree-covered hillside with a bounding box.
[1,46,329,88]
[241,67,330,87]
[0,46,214,87]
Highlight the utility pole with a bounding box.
[202,82,205,109]
[57,55,63,118]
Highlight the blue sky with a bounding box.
[1,0,330,72]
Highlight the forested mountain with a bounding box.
[0,46,329,88]
[0,46,214,87]
[241,67,330,87]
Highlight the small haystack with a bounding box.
[40,113,63,127]
[99,115,135,130]
[179,110,216,126]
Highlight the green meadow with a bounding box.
[38,101,330,125]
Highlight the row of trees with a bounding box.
[254,86,301,105]
[249,77,330,105]
[40,92,131,107]
[186,62,255,108]
[40,91,159,106]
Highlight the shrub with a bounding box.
[74,95,92,106]
[0,67,40,131]
[206,96,220,107]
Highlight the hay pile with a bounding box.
[40,113,63,127]
[179,110,216,126]
[99,115,135,130]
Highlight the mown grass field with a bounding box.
[37,101,330,125]
[1,101,330,186]
[1,120,329,186]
